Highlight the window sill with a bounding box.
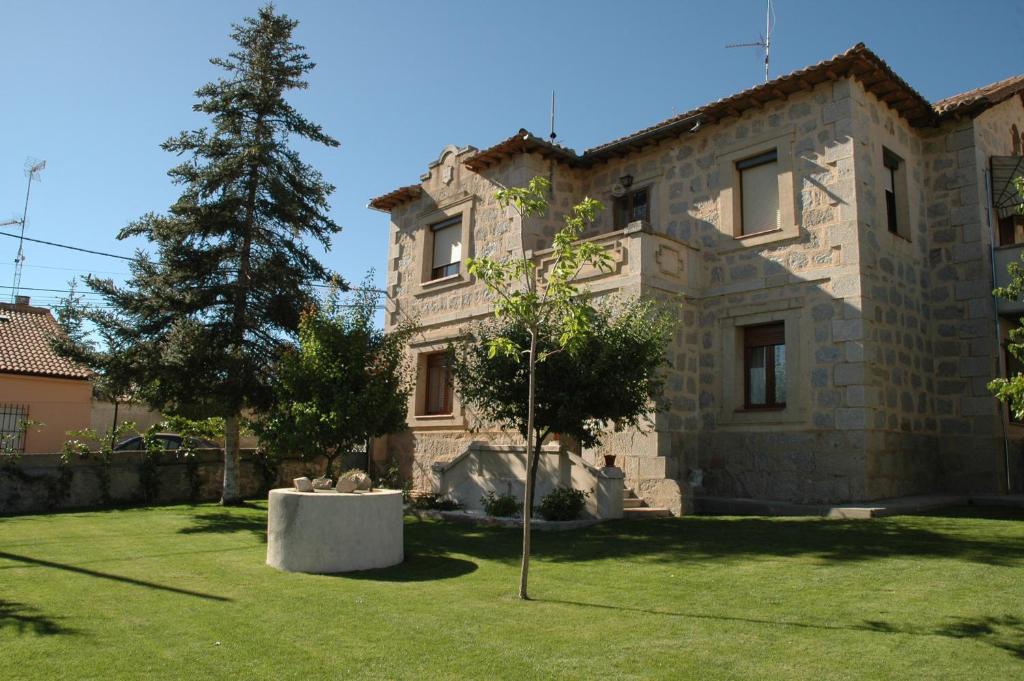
[414,273,471,297]
[735,406,786,413]
[417,413,454,419]
[734,227,783,240]
[888,230,912,243]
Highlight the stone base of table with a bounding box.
[266,488,404,573]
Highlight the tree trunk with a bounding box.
[518,329,538,600]
[221,414,242,505]
[526,429,545,511]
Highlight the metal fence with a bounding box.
[0,403,29,453]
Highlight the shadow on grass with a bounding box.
[0,599,77,636]
[0,552,232,602]
[333,553,479,582]
[178,512,267,543]
[400,512,1024,567]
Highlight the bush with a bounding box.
[410,493,462,511]
[537,487,588,521]
[481,490,520,518]
[373,457,412,502]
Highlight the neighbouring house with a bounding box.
[369,43,1024,513]
[0,296,93,453]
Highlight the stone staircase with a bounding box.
[622,488,672,519]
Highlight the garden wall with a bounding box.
[0,449,336,516]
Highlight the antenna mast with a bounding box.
[10,158,46,302]
[549,90,557,142]
[726,0,775,83]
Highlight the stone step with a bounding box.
[623,489,639,499]
[623,498,645,509]
[623,507,672,519]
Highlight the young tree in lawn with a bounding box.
[452,298,674,468]
[254,278,414,480]
[54,5,342,504]
[465,176,614,599]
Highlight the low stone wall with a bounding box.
[0,449,323,516]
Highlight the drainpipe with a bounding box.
[985,166,1014,493]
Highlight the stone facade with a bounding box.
[371,48,1024,510]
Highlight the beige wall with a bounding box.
[0,373,92,454]
[381,79,1024,504]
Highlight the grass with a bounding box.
[1,503,1023,680]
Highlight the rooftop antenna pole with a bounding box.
[549,90,557,142]
[726,0,775,83]
[11,158,46,302]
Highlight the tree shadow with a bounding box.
[0,599,78,636]
[913,505,1024,522]
[178,512,267,543]
[400,514,1024,568]
[331,553,479,582]
[0,552,231,602]
[863,615,1024,660]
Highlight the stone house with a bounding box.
[0,296,93,453]
[369,44,1024,513]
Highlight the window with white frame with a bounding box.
[737,149,780,235]
[430,215,462,280]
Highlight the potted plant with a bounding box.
[603,454,617,468]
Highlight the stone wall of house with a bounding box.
[0,450,314,516]
[380,82,1024,506]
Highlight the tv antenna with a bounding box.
[9,158,46,302]
[549,90,557,143]
[726,0,776,83]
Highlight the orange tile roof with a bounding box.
[368,43,1024,211]
[0,302,92,380]
[933,73,1024,117]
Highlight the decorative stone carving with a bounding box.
[293,477,313,492]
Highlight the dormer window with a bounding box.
[613,187,649,228]
[430,215,462,280]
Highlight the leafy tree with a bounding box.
[451,300,673,455]
[990,176,1024,414]
[53,5,342,504]
[464,176,614,599]
[253,277,414,480]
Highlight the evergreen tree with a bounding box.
[57,5,342,504]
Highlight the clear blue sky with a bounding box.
[1,0,1022,311]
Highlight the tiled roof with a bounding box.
[367,184,422,212]
[0,302,92,380]
[933,73,1024,117]
[368,43,1024,211]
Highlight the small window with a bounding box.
[1000,215,1024,246]
[424,353,453,415]
[737,150,780,235]
[430,216,462,280]
[744,323,786,409]
[1012,125,1021,156]
[0,403,29,453]
[613,187,650,228]
[883,148,902,235]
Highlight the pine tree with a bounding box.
[61,5,342,504]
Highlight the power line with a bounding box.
[0,230,133,261]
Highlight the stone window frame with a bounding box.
[716,128,799,249]
[882,146,911,242]
[717,299,809,426]
[415,195,475,296]
[603,169,660,232]
[409,338,466,429]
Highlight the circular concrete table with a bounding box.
[266,488,404,573]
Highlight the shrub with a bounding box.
[537,487,588,521]
[411,493,462,511]
[481,490,520,518]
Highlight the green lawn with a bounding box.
[1,504,1022,680]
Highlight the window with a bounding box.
[613,187,649,228]
[0,403,28,453]
[430,216,462,280]
[744,323,786,409]
[424,353,453,415]
[1006,342,1023,424]
[1000,214,1024,246]
[737,150,780,235]
[883,148,902,235]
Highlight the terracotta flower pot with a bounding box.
[603,454,617,468]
